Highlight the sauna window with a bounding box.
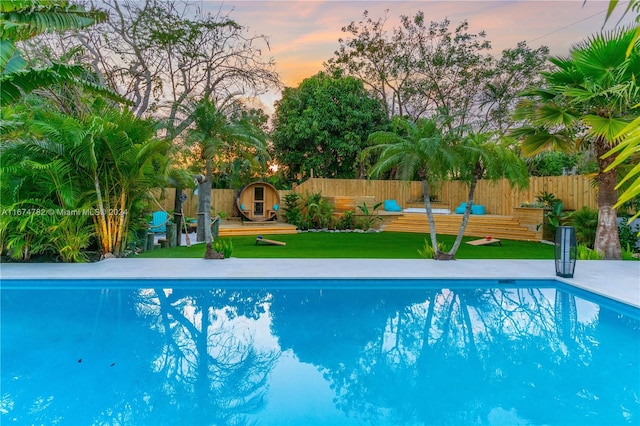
[254,186,264,215]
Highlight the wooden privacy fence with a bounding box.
[153,176,597,218]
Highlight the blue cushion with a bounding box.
[455,202,467,214]
[384,199,402,212]
[471,205,486,215]
[273,204,279,211]
[240,204,245,211]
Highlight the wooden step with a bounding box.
[218,220,298,237]
[383,213,540,241]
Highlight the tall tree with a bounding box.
[187,96,267,258]
[512,27,639,259]
[365,117,528,260]
[62,0,280,137]
[327,10,548,133]
[271,70,389,182]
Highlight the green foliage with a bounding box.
[621,244,638,260]
[214,238,234,258]
[417,238,435,259]
[417,238,450,259]
[356,202,383,231]
[577,244,603,260]
[528,151,579,176]
[567,207,599,247]
[301,192,334,230]
[281,191,334,230]
[538,201,567,240]
[336,210,356,231]
[618,220,639,253]
[0,1,119,105]
[282,192,303,227]
[535,191,561,208]
[0,101,170,259]
[271,70,389,182]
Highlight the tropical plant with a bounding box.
[538,202,568,241]
[298,192,333,230]
[187,96,268,258]
[282,192,303,228]
[0,102,170,258]
[357,202,383,231]
[577,244,604,260]
[417,238,449,259]
[511,26,639,259]
[337,210,356,231]
[567,207,599,247]
[214,238,234,259]
[535,191,561,208]
[618,220,640,252]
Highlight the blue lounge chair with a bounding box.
[149,211,169,233]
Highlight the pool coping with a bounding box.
[1,259,638,308]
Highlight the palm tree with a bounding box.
[0,0,110,105]
[187,96,268,259]
[365,117,528,260]
[512,27,639,259]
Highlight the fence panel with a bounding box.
[152,176,597,218]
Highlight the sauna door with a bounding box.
[254,186,264,217]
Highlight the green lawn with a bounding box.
[136,232,555,259]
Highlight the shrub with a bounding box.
[283,192,302,228]
[214,238,233,258]
[618,220,639,253]
[577,244,603,260]
[417,238,449,259]
[337,210,355,230]
[567,207,598,248]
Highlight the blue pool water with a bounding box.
[1,279,639,425]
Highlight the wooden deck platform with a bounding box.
[215,212,541,241]
[383,213,540,241]
[218,219,298,237]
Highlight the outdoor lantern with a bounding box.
[555,226,577,278]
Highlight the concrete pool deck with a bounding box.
[1,258,638,308]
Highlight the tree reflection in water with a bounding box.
[270,287,639,425]
[1,288,279,425]
[134,288,279,425]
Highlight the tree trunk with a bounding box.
[422,179,440,255]
[595,139,622,260]
[202,160,222,259]
[447,165,481,259]
[174,188,183,247]
[196,175,206,243]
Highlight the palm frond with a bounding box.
[1,1,108,42]
[583,114,631,143]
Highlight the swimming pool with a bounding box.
[1,278,639,425]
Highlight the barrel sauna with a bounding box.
[236,181,280,222]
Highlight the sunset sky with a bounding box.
[205,1,634,110]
